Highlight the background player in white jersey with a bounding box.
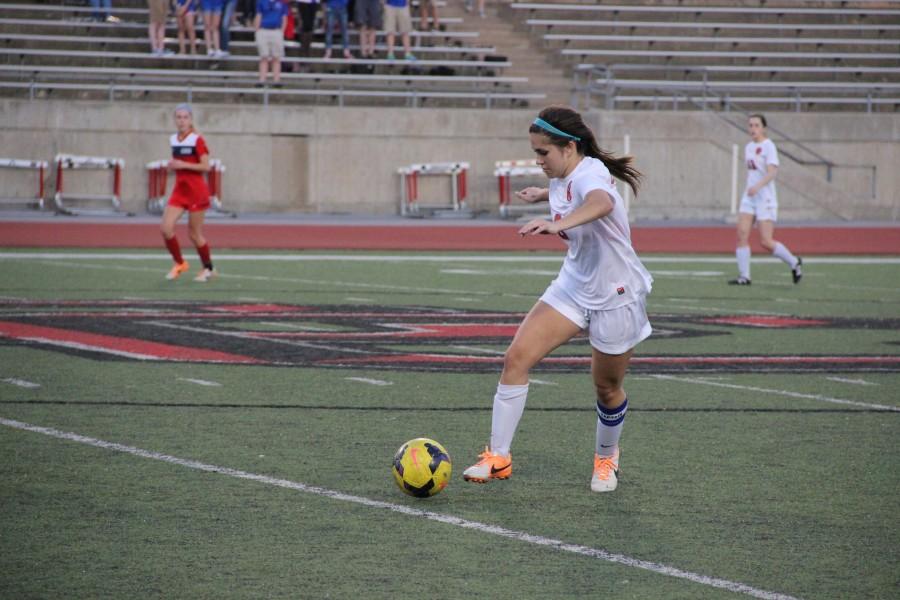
[462,106,652,493]
[730,114,803,286]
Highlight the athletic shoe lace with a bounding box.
[593,455,617,479]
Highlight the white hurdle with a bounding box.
[494,159,548,219]
[398,162,470,217]
[146,158,233,217]
[53,154,124,216]
[0,158,47,209]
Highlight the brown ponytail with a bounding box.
[528,106,642,196]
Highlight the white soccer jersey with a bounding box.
[744,138,779,202]
[547,156,653,310]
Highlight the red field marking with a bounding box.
[701,316,832,328]
[2,222,898,253]
[0,321,263,363]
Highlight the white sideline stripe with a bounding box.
[0,416,802,600]
[344,377,392,386]
[18,258,900,298]
[529,378,559,386]
[826,377,878,386]
[16,336,163,360]
[177,378,222,387]
[652,375,899,412]
[451,345,505,355]
[2,377,40,389]
[1,252,899,265]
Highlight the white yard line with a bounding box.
[177,378,222,387]
[651,374,898,412]
[2,252,899,265]
[0,416,803,600]
[826,377,878,386]
[2,377,40,389]
[344,377,392,386]
[450,345,505,355]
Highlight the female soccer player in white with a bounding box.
[462,106,652,493]
[730,114,802,285]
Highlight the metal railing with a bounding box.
[573,64,879,197]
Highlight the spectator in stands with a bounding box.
[148,0,173,56]
[176,0,199,55]
[464,0,485,18]
[729,113,803,286]
[355,0,381,58]
[461,105,649,494]
[89,0,119,23]
[161,104,217,283]
[384,0,415,61]
[201,0,224,57]
[294,0,320,66]
[220,0,239,57]
[323,0,352,59]
[255,0,289,86]
[239,0,256,26]
[418,0,439,31]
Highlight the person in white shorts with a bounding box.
[254,0,288,86]
[730,113,803,286]
[462,105,652,493]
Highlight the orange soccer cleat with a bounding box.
[462,447,512,483]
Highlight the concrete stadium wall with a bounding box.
[1,99,897,221]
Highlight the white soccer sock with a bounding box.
[595,397,628,457]
[772,242,798,268]
[736,246,751,280]
[489,382,529,457]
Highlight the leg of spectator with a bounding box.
[341,8,352,58]
[220,0,237,55]
[324,7,333,58]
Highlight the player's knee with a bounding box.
[502,345,533,378]
[594,379,622,406]
[760,237,775,251]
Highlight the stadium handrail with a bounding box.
[572,63,900,76]
[0,32,497,56]
[0,64,529,86]
[525,19,900,32]
[543,33,900,46]
[1,80,546,109]
[0,47,509,69]
[559,48,900,61]
[510,2,900,16]
[0,17,481,40]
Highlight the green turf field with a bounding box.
[1,249,898,599]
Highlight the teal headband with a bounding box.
[533,118,581,142]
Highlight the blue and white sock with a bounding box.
[595,397,628,457]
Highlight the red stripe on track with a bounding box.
[0,321,262,364]
[2,222,898,253]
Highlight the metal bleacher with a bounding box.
[509,0,900,113]
[0,1,545,108]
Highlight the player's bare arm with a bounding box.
[515,187,549,204]
[518,190,613,236]
[169,154,211,172]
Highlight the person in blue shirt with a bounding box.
[254,0,288,86]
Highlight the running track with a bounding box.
[2,220,898,253]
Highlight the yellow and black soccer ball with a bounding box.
[391,438,452,498]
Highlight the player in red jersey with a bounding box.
[161,103,216,282]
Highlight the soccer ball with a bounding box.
[391,438,452,498]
